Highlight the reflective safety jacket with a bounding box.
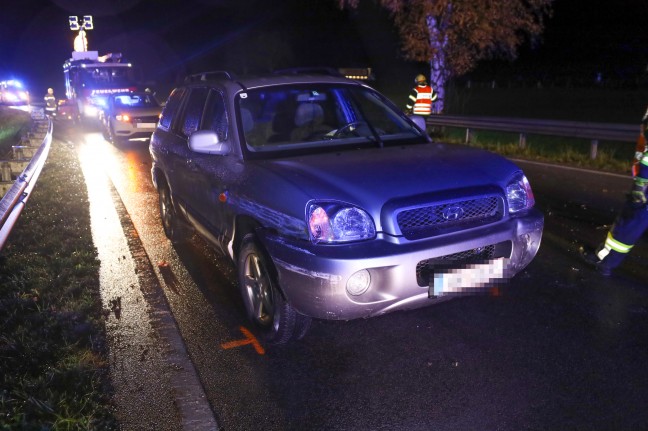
[44,94,56,111]
[406,84,438,115]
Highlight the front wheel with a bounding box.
[101,123,110,140]
[158,183,191,244]
[108,125,125,145]
[238,235,311,344]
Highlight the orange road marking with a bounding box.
[221,326,265,355]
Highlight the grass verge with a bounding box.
[437,127,633,175]
[434,85,644,174]
[0,108,31,156]
[0,134,118,429]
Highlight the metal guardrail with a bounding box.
[0,110,53,251]
[0,113,635,250]
[425,115,638,159]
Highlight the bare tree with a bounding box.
[339,0,552,112]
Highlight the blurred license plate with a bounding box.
[136,123,156,128]
[429,258,506,297]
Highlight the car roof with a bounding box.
[180,70,366,93]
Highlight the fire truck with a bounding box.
[63,50,140,121]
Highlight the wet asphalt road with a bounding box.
[60,122,648,430]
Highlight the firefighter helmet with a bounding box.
[415,74,427,84]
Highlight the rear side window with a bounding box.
[158,88,185,130]
[202,89,228,141]
[180,87,209,137]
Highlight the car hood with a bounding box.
[260,143,519,196]
[247,143,522,232]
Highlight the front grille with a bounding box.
[396,195,503,240]
[415,242,511,286]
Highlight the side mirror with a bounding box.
[188,130,230,155]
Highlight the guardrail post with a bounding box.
[519,133,527,149]
[1,162,11,181]
[590,139,598,159]
[465,128,472,144]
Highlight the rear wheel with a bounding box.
[158,183,191,244]
[238,235,311,344]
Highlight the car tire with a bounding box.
[238,234,312,344]
[108,125,123,145]
[158,183,191,244]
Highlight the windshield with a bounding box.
[78,65,138,88]
[112,93,159,108]
[238,84,427,154]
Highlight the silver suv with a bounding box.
[101,91,161,144]
[150,70,543,344]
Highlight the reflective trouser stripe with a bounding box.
[642,154,648,167]
[597,232,633,260]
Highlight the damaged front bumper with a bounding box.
[259,208,543,320]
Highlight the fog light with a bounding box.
[346,269,371,296]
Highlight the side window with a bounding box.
[181,87,210,138]
[159,88,185,130]
[202,90,228,141]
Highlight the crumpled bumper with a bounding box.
[259,208,543,321]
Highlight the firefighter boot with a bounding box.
[579,245,613,277]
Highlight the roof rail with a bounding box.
[272,67,344,77]
[184,71,235,83]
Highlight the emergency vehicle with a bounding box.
[0,80,29,105]
[63,51,140,121]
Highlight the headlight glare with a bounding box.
[84,105,99,117]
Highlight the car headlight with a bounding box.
[307,201,376,244]
[506,172,535,214]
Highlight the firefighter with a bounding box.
[581,109,648,276]
[405,74,438,116]
[44,88,57,115]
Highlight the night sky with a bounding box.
[0,0,385,98]
[1,0,648,100]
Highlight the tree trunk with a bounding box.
[426,7,451,114]
[429,46,446,114]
